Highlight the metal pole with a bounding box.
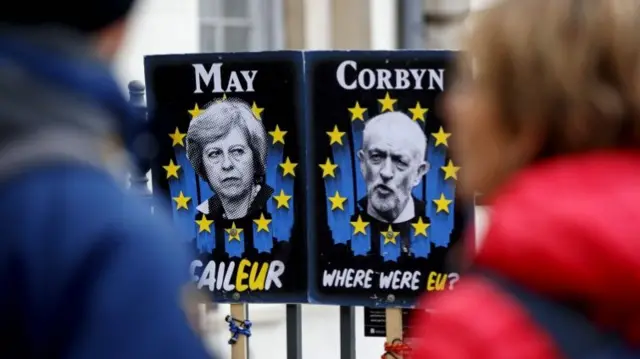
[398,0,425,49]
[127,80,151,198]
[286,304,303,359]
[339,306,356,359]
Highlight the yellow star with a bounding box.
[195,215,214,233]
[350,215,369,235]
[411,217,430,237]
[163,159,181,179]
[273,189,292,209]
[377,92,397,112]
[433,193,453,214]
[279,157,298,177]
[408,102,429,122]
[348,101,367,121]
[381,225,400,245]
[269,125,287,145]
[318,158,338,178]
[326,125,346,146]
[172,191,191,210]
[251,101,264,120]
[328,191,347,211]
[215,93,227,103]
[188,104,202,119]
[432,127,452,147]
[169,127,186,147]
[253,213,272,233]
[225,222,244,242]
[441,160,461,180]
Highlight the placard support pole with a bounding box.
[230,303,248,359]
[339,306,356,359]
[286,304,302,359]
[385,308,404,359]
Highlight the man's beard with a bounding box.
[369,187,409,222]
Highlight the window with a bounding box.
[199,0,281,52]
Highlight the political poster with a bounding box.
[144,52,308,303]
[306,51,473,307]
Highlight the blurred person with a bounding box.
[0,2,216,359]
[410,1,640,358]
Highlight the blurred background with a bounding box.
[115,0,493,357]
[113,0,498,89]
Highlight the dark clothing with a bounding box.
[205,184,274,221]
[0,28,213,359]
[351,195,428,258]
[410,151,640,359]
[0,0,135,33]
[203,184,275,257]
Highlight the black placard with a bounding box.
[363,308,419,337]
[306,51,472,307]
[144,52,307,303]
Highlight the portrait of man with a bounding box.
[357,111,429,224]
[186,98,274,221]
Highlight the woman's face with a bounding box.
[443,82,526,202]
[202,127,255,200]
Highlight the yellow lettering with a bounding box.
[249,262,269,291]
[435,273,446,290]
[235,259,251,292]
[426,271,437,291]
[426,272,448,291]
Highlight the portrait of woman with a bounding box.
[186,98,273,220]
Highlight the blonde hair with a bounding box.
[458,0,640,157]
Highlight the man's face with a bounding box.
[358,128,427,222]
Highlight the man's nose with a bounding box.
[379,158,394,180]
[221,153,234,170]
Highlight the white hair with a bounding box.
[362,111,427,159]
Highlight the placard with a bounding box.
[363,308,418,337]
[306,51,472,307]
[145,52,307,303]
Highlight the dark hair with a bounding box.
[0,0,136,33]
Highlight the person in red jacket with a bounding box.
[409,1,640,358]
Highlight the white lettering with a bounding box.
[190,259,203,282]
[335,60,445,91]
[322,268,374,289]
[265,260,285,290]
[193,63,258,94]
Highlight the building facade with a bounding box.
[112,0,500,88]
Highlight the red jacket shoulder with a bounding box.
[409,277,564,359]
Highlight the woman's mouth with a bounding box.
[221,177,241,184]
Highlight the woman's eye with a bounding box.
[207,150,221,158]
[231,148,245,156]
